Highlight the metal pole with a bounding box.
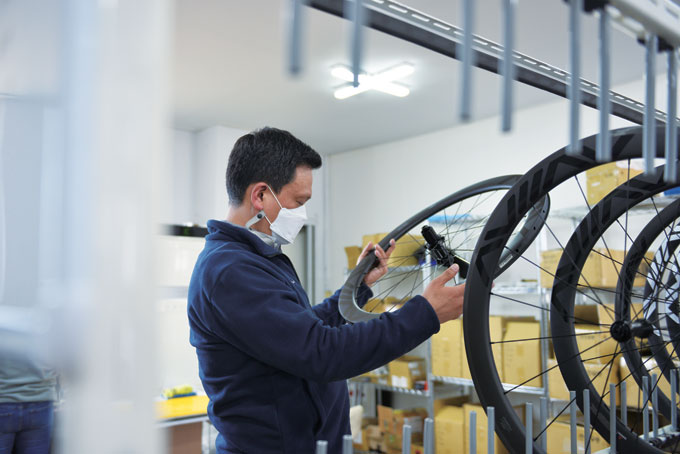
[460,0,474,121]
[488,406,495,454]
[343,434,354,454]
[540,397,548,452]
[470,411,477,454]
[597,7,611,162]
[525,402,533,454]
[402,424,412,454]
[621,380,627,427]
[287,0,304,75]
[644,33,658,174]
[652,373,659,437]
[349,0,364,87]
[316,440,328,454]
[568,0,583,155]
[672,369,678,431]
[570,391,577,454]
[424,418,434,454]
[584,389,590,454]
[643,376,650,442]
[665,48,678,183]
[610,384,617,452]
[501,0,516,132]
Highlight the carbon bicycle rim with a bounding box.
[464,125,678,454]
[338,175,550,323]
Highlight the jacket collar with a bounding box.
[206,219,282,258]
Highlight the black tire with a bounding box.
[464,124,677,454]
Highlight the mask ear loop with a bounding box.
[265,184,284,209]
[246,185,276,230]
[245,210,273,230]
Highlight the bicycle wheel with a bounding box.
[551,166,680,453]
[615,198,680,428]
[338,175,550,323]
[464,124,677,454]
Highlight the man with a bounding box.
[188,127,464,454]
[0,356,57,454]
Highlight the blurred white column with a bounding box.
[56,0,171,453]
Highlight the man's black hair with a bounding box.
[226,127,322,205]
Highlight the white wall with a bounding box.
[325,73,680,291]
[193,125,247,223]
[158,129,194,225]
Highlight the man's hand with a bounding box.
[360,239,396,287]
[422,264,465,324]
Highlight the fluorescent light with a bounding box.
[334,84,370,99]
[330,62,414,99]
[330,66,356,82]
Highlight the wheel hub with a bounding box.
[610,319,654,342]
[421,225,470,278]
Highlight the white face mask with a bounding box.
[264,185,307,245]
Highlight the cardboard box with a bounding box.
[548,358,620,405]
[362,232,424,268]
[359,365,389,385]
[461,316,505,381]
[352,427,370,451]
[586,161,643,206]
[382,296,405,312]
[435,405,464,454]
[365,424,381,440]
[540,249,651,288]
[369,437,387,452]
[167,421,202,454]
[503,320,542,388]
[345,245,362,270]
[434,396,469,415]
[389,356,427,389]
[377,405,427,450]
[574,323,619,365]
[546,420,609,453]
[619,356,672,409]
[464,404,509,454]
[432,319,462,378]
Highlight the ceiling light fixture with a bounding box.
[330,63,414,99]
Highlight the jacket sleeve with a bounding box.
[205,263,440,382]
[310,283,373,327]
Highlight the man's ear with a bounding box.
[250,183,267,211]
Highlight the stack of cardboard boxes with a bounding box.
[585,161,643,206]
[434,398,520,454]
[388,356,427,389]
[344,232,426,271]
[432,315,541,389]
[547,304,621,403]
[352,419,384,452]
[545,419,609,453]
[540,248,651,289]
[377,405,428,454]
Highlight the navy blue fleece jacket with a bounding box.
[187,220,440,454]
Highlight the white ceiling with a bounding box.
[172,0,657,154]
[0,0,658,155]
